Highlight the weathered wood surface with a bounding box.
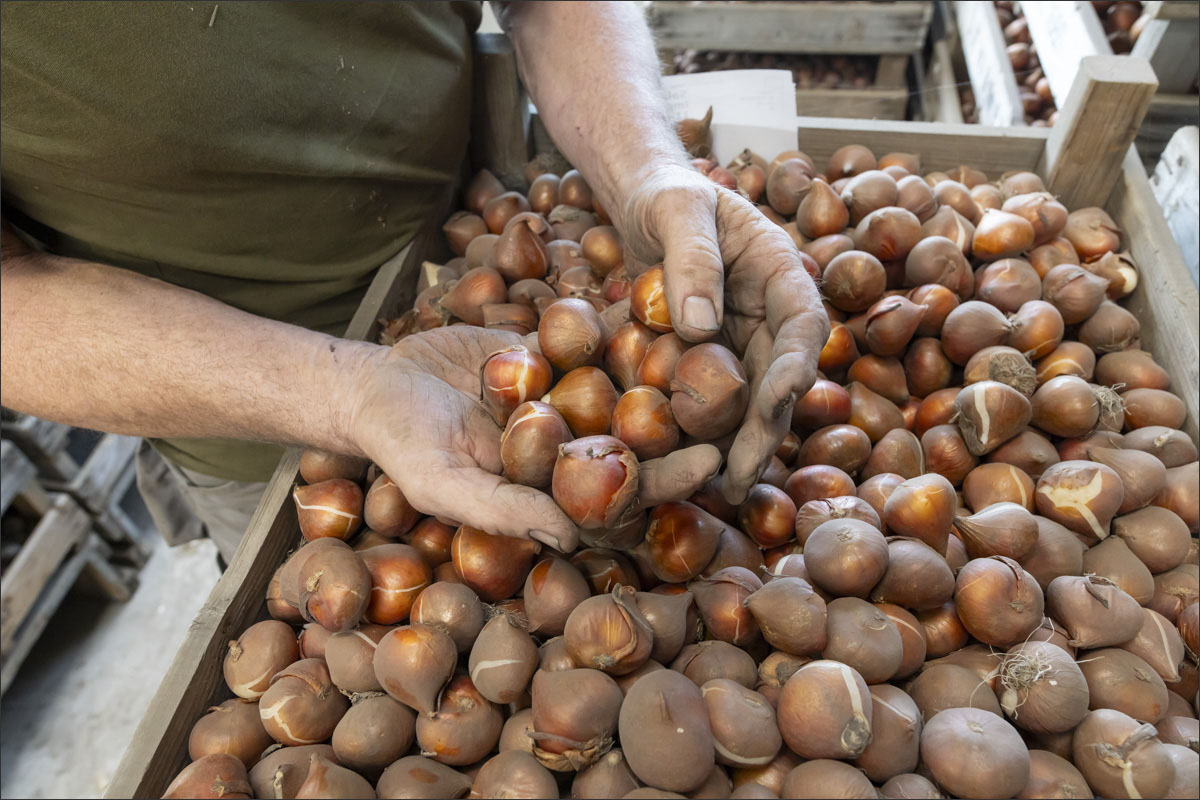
[1149,125,1200,287]
[923,37,965,124]
[795,86,908,120]
[953,0,1024,126]
[1039,56,1159,209]
[647,1,934,54]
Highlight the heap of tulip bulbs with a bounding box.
[163,137,1199,800]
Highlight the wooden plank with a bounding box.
[0,440,38,516]
[1039,56,1158,209]
[0,534,98,696]
[1020,0,1111,106]
[1138,94,1200,166]
[953,1,1024,126]
[75,534,139,602]
[647,2,934,54]
[924,38,966,123]
[1150,126,1200,287]
[1110,145,1200,444]
[0,493,91,658]
[1131,16,1200,93]
[46,434,139,517]
[795,86,908,120]
[471,33,531,191]
[874,54,910,89]
[796,118,1047,175]
[0,415,76,481]
[107,218,451,800]
[1144,1,1200,21]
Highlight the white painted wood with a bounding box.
[954,1,1024,126]
[1150,126,1200,286]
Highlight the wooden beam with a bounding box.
[1,440,38,516]
[924,39,965,124]
[953,1,1024,126]
[471,33,530,191]
[1149,126,1200,287]
[1131,17,1200,93]
[1143,1,1200,22]
[647,2,934,54]
[1020,1,1111,106]
[1039,56,1158,209]
[0,493,91,658]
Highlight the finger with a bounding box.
[638,444,723,506]
[721,327,789,504]
[442,466,580,552]
[658,189,726,343]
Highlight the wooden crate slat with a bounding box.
[0,493,92,659]
[923,38,965,123]
[1144,1,1200,21]
[1111,145,1200,443]
[795,86,908,120]
[45,434,139,517]
[0,415,77,481]
[1131,16,1200,93]
[0,539,93,696]
[953,0,1024,126]
[1020,0,1112,106]
[647,2,934,54]
[1,440,39,517]
[1150,126,1200,286]
[797,117,1046,174]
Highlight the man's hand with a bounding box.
[621,164,830,504]
[344,326,722,552]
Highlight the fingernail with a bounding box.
[530,530,562,551]
[682,296,720,332]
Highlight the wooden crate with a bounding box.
[1021,0,1200,166]
[1,442,139,695]
[650,1,935,120]
[108,55,1197,800]
[950,0,1024,126]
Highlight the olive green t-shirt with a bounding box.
[1,1,481,481]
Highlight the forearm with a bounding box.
[0,250,384,455]
[497,1,688,228]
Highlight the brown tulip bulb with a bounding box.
[1034,340,1097,386]
[480,345,553,428]
[823,251,887,313]
[500,401,572,489]
[799,424,873,476]
[1078,300,1141,353]
[954,556,1044,647]
[964,346,1037,397]
[605,320,658,392]
[1035,460,1125,541]
[883,472,958,553]
[908,284,960,338]
[797,178,850,238]
[492,218,550,282]
[544,366,619,437]
[552,435,640,529]
[793,379,852,430]
[921,207,977,259]
[1007,299,1064,360]
[360,543,431,625]
[1030,375,1101,438]
[976,258,1042,313]
[1002,192,1068,246]
[954,381,1033,455]
[611,385,680,461]
[630,266,673,333]
[1064,207,1121,260]
[767,158,815,216]
[294,479,364,542]
[1042,264,1110,325]
[642,501,725,583]
[580,225,623,277]
[941,301,1013,365]
[855,207,922,262]
[670,343,750,441]
[864,295,925,357]
[803,233,855,270]
[538,298,606,371]
[451,526,541,602]
[840,170,899,225]
[972,209,1036,260]
[922,424,979,486]
[565,585,654,675]
[818,321,861,372]
[934,180,981,224]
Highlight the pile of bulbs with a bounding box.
[163,138,1199,800]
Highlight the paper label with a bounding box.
[661,70,798,164]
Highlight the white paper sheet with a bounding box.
[661,70,798,164]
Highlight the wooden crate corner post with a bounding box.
[471,32,531,191]
[1039,55,1159,209]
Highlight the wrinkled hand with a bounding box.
[345,326,722,552]
[620,164,830,504]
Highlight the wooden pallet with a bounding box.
[0,412,78,482]
[952,0,1024,126]
[108,52,1197,799]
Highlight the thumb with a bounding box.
[655,189,726,343]
[438,467,580,553]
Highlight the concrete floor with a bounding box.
[0,496,222,799]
